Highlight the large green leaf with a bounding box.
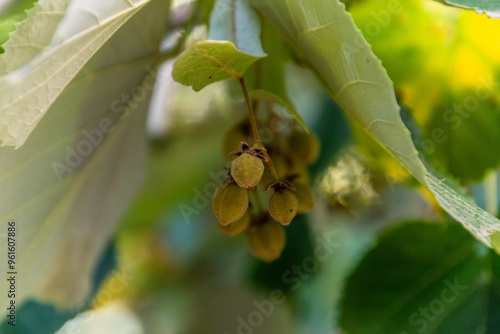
[208,0,266,57]
[171,40,263,91]
[0,0,40,55]
[340,222,500,334]
[0,0,150,148]
[251,0,500,247]
[0,0,169,308]
[0,0,70,74]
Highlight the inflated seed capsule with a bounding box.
[293,182,314,213]
[268,190,298,226]
[286,130,320,164]
[212,182,249,225]
[218,210,251,236]
[231,153,264,188]
[246,220,286,262]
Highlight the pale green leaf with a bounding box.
[171,40,263,91]
[0,0,70,74]
[208,0,266,57]
[0,0,151,148]
[251,0,500,247]
[0,0,169,307]
[249,89,308,132]
[0,0,39,54]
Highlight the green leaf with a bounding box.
[423,92,500,180]
[0,0,39,55]
[0,0,169,308]
[249,89,308,132]
[437,0,500,17]
[171,40,263,91]
[208,0,266,57]
[0,0,150,148]
[340,222,500,334]
[0,0,70,74]
[251,0,500,247]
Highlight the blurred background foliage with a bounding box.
[3,0,500,332]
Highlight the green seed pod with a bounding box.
[222,121,250,158]
[212,182,249,225]
[293,182,314,213]
[218,210,251,236]
[246,220,286,262]
[268,190,298,226]
[231,153,264,188]
[286,130,320,164]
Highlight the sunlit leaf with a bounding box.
[0,0,150,148]
[0,0,40,55]
[0,0,70,74]
[251,0,500,246]
[0,0,169,308]
[208,0,266,57]
[171,40,263,91]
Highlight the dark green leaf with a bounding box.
[340,222,500,334]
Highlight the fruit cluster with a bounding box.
[212,117,320,262]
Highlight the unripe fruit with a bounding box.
[231,153,264,188]
[246,220,286,262]
[218,210,251,236]
[293,182,314,213]
[268,190,298,226]
[212,182,249,225]
[286,130,320,164]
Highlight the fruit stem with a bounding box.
[238,77,280,182]
[239,77,261,143]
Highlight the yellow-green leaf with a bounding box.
[171,40,264,92]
